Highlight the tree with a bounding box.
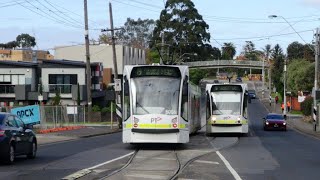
[0,41,18,49]
[303,44,315,62]
[190,69,207,85]
[287,41,304,60]
[211,47,221,59]
[241,41,264,61]
[287,59,314,95]
[221,42,236,59]
[52,90,61,106]
[115,18,155,49]
[16,33,36,48]
[263,44,272,62]
[151,0,211,62]
[271,44,285,97]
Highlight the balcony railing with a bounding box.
[49,84,72,94]
[0,85,15,94]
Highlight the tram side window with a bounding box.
[181,76,188,121]
[206,92,210,120]
[123,76,130,121]
[243,91,248,118]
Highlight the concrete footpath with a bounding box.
[257,88,320,139]
[36,125,121,145]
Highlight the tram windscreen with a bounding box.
[211,92,242,115]
[131,77,181,115]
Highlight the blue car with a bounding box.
[0,113,37,164]
[236,77,242,82]
[248,90,256,99]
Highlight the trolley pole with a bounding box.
[84,0,92,122]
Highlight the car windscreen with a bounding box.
[266,114,284,120]
[248,90,255,94]
[0,114,5,125]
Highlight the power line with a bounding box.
[214,29,313,41]
[113,0,160,13]
[18,0,82,28]
[34,0,84,27]
[42,0,84,26]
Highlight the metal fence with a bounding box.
[41,106,86,129]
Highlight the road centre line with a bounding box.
[62,151,134,180]
[216,151,242,180]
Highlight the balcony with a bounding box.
[49,84,72,94]
[0,85,15,94]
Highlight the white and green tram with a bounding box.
[206,83,249,134]
[122,65,201,143]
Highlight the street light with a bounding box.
[268,15,313,51]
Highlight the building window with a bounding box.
[48,74,77,94]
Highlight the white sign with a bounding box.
[38,95,43,101]
[67,106,78,115]
[114,79,121,91]
[298,96,306,103]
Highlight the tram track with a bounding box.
[92,133,240,180]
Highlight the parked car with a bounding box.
[0,113,37,164]
[263,113,286,131]
[248,90,256,99]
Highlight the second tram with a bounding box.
[206,83,249,134]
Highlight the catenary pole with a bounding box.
[84,0,92,122]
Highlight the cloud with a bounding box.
[301,0,320,6]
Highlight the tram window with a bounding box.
[123,76,130,121]
[206,92,210,119]
[243,91,248,118]
[181,76,188,121]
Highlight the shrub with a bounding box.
[92,105,101,112]
[301,96,313,116]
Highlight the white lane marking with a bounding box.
[194,160,219,165]
[216,151,242,180]
[136,156,175,161]
[125,174,167,179]
[62,152,134,180]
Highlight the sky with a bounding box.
[1,0,320,56]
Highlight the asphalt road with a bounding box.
[0,132,133,180]
[219,96,320,180]
[2,82,320,180]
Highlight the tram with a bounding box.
[205,83,249,134]
[122,65,201,143]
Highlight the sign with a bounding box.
[114,79,121,91]
[38,95,43,101]
[11,105,40,125]
[131,66,181,78]
[298,96,306,103]
[67,106,78,115]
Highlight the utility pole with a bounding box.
[314,28,320,129]
[84,0,92,122]
[101,2,122,129]
[160,32,164,65]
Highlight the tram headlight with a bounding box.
[211,116,216,123]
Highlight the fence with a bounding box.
[2,105,117,129]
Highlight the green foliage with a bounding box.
[287,59,314,95]
[92,105,101,112]
[115,18,155,49]
[271,44,285,96]
[301,96,313,116]
[101,103,116,113]
[16,33,36,48]
[190,69,207,85]
[52,91,61,106]
[151,0,211,61]
[221,43,236,59]
[147,49,160,64]
[287,41,304,61]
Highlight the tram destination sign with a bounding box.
[211,85,242,92]
[131,66,181,78]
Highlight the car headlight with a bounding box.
[283,122,286,125]
[266,122,269,125]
